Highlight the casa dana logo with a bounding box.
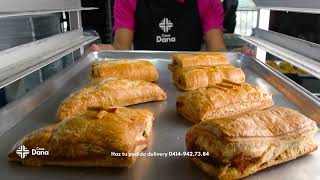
[16,145,29,159]
[159,18,173,33]
[156,18,176,43]
[16,145,49,159]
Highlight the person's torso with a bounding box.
[134,0,203,51]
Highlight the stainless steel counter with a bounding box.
[0,51,319,180]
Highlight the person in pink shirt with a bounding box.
[90,0,226,52]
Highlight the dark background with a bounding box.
[270,11,320,44]
[81,0,115,44]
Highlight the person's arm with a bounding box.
[199,0,226,51]
[86,0,135,52]
[113,28,134,50]
[112,0,135,50]
[205,29,226,51]
[201,0,253,55]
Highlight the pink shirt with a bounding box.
[113,0,224,33]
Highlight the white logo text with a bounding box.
[32,147,49,156]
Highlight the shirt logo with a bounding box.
[159,18,173,33]
[16,145,30,159]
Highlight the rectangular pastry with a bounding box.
[172,65,245,91]
[90,59,158,82]
[9,107,154,167]
[169,52,229,71]
[176,80,273,123]
[186,107,318,180]
[56,78,167,121]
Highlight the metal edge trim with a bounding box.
[255,6,320,14]
[0,36,98,89]
[239,36,320,80]
[253,0,320,13]
[0,7,98,18]
[0,53,95,137]
[240,54,320,124]
[244,54,320,104]
[93,50,236,54]
[0,30,98,89]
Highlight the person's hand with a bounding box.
[232,47,255,57]
[85,44,114,54]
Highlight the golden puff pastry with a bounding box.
[186,107,318,180]
[169,52,229,71]
[56,78,167,121]
[90,59,158,82]
[172,65,245,91]
[9,107,154,167]
[176,80,273,123]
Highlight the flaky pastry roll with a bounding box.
[176,80,273,123]
[90,59,158,82]
[169,52,229,71]
[9,107,154,167]
[57,78,166,121]
[173,65,245,91]
[186,107,318,180]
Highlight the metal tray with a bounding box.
[0,51,319,180]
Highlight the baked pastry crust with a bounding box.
[172,65,245,91]
[56,78,167,121]
[176,80,273,123]
[169,52,229,71]
[186,107,318,180]
[8,107,154,167]
[90,59,158,82]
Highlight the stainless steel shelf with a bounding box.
[254,0,320,13]
[0,29,99,89]
[240,29,320,80]
[0,0,97,18]
[254,0,320,8]
[0,7,97,18]
[256,6,320,14]
[0,0,81,12]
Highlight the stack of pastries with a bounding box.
[172,53,318,179]
[9,59,167,167]
[170,53,245,91]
